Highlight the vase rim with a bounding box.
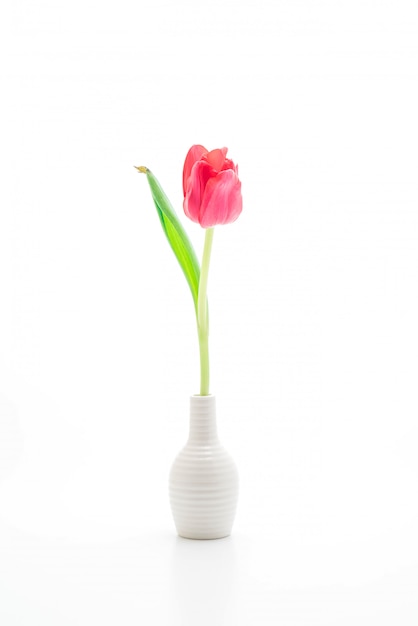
[190,394,215,401]
[192,394,214,396]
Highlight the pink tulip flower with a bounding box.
[183,145,243,228]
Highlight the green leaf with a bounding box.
[139,168,200,311]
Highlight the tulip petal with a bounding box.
[204,147,228,172]
[199,169,243,227]
[184,160,216,224]
[182,144,207,195]
[221,157,238,174]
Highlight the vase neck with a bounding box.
[188,395,218,445]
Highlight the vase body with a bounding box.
[169,395,239,540]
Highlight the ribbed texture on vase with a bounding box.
[169,395,239,540]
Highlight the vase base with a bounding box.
[177,531,231,541]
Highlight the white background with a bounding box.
[1,0,417,623]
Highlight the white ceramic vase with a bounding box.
[169,395,239,540]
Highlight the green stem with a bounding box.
[197,227,214,395]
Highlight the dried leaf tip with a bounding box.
[134,165,148,174]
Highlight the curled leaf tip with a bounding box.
[134,165,148,174]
